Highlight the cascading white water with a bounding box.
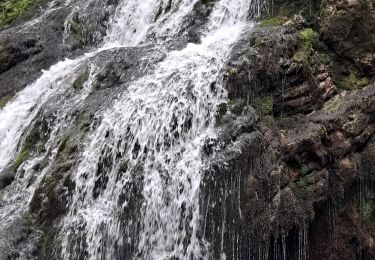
[0,0,264,259]
[60,0,256,259]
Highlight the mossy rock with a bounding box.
[78,112,92,131]
[227,68,238,77]
[0,95,11,109]
[73,70,89,91]
[259,16,287,27]
[362,199,374,220]
[12,121,48,171]
[254,96,273,116]
[293,28,319,72]
[0,0,40,28]
[51,161,74,175]
[228,99,246,116]
[300,164,313,176]
[339,71,369,90]
[12,148,29,171]
[290,172,316,200]
[299,28,318,49]
[57,136,77,157]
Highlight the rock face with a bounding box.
[0,0,374,259]
[200,0,375,258]
[0,0,120,100]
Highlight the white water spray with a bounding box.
[0,0,264,259]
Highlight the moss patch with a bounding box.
[0,0,40,27]
[73,70,89,91]
[259,16,287,27]
[362,199,374,220]
[299,28,318,49]
[293,28,319,72]
[12,120,48,171]
[254,96,273,116]
[340,72,369,90]
[78,112,91,131]
[12,148,29,171]
[0,95,11,109]
[300,164,312,176]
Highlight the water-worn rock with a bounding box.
[207,0,375,256]
[0,0,121,100]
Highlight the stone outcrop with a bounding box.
[202,0,375,258]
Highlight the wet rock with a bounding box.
[0,0,122,101]
[0,167,15,189]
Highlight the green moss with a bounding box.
[12,148,29,171]
[253,37,263,47]
[298,173,315,187]
[70,19,80,35]
[254,96,273,116]
[11,120,48,171]
[299,28,318,49]
[362,200,373,220]
[12,126,40,171]
[0,95,11,109]
[324,95,342,112]
[0,0,40,27]
[69,15,89,45]
[52,161,73,174]
[293,28,319,72]
[300,164,312,176]
[259,16,286,27]
[340,72,369,90]
[57,136,70,156]
[73,70,89,91]
[228,68,238,77]
[78,112,91,131]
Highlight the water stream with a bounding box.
[0,0,265,258]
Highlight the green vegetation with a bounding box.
[12,126,40,171]
[12,121,48,171]
[0,95,11,109]
[73,70,89,90]
[299,28,318,50]
[324,95,342,112]
[259,16,286,27]
[78,112,91,131]
[293,28,319,72]
[51,161,74,175]
[300,164,312,176]
[254,96,273,116]
[0,0,39,27]
[57,136,70,156]
[340,71,369,90]
[362,199,374,220]
[228,68,238,77]
[12,148,29,171]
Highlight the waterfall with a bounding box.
[0,0,265,259]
